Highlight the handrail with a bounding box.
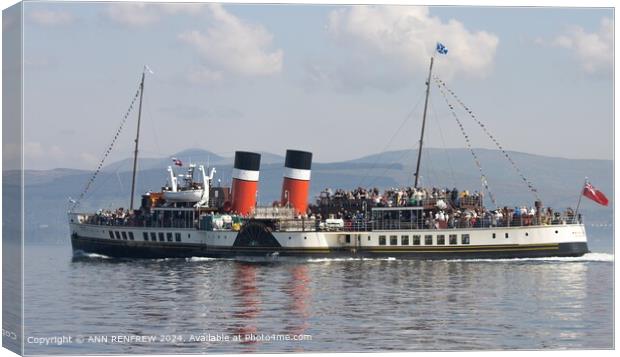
[74,211,582,232]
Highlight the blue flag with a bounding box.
[436,42,448,55]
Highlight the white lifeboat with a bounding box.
[162,189,204,202]
[162,163,216,205]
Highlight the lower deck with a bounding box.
[70,221,589,259]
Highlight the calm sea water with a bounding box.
[22,227,613,355]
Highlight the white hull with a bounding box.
[69,217,588,259]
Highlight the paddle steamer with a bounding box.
[68,60,589,259]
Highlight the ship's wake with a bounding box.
[72,250,111,260]
[434,252,613,263]
[71,252,613,263]
[305,253,613,263]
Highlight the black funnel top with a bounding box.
[234,151,261,171]
[284,150,312,170]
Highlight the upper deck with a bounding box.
[69,204,580,234]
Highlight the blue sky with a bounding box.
[16,1,614,169]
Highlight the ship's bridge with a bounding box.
[371,206,425,231]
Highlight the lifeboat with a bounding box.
[162,189,204,203]
[161,163,216,205]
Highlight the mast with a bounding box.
[414,56,434,189]
[129,69,146,211]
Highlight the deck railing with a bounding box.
[74,211,581,232]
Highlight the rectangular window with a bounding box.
[379,235,386,246]
[462,234,470,245]
[345,234,351,244]
[437,234,445,245]
[167,232,173,242]
[150,232,157,241]
[175,233,181,242]
[412,235,421,245]
[505,233,509,239]
[158,232,165,242]
[390,235,398,245]
[114,231,121,239]
[121,231,128,240]
[492,233,496,239]
[108,231,114,239]
[449,234,458,245]
[424,235,433,245]
[143,232,149,241]
[128,232,134,240]
[401,235,409,245]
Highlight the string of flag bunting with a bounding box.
[70,81,143,212]
[433,76,541,202]
[435,81,498,208]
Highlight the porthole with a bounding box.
[505,233,509,239]
[492,233,496,239]
[304,236,307,240]
[525,232,529,237]
[555,230,558,234]
[289,236,292,240]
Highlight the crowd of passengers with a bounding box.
[86,208,131,226]
[312,186,579,229]
[84,207,192,228]
[319,186,483,207]
[314,205,578,230]
[84,185,579,229]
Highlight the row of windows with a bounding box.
[108,231,181,242]
[108,231,135,241]
[378,234,470,246]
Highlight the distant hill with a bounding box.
[5,147,612,244]
[101,148,284,172]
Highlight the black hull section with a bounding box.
[71,235,589,260]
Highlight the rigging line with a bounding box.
[434,76,540,201]
[70,78,143,212]
[82,149,132,202]
[356,92,425,188]
[435,82,498,208]
[365,146,412,188]
[365,98,434,188]
[429,97,458,188]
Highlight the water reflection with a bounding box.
[230,263,261,350]
[22,246,613,354]
[284,265,311,338]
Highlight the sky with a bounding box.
[8,1,615,170]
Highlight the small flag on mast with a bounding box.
[172,158,183,167]
[582,181,608,206]
[436,42,448,55]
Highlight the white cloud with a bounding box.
[24,142,64,161]
[178,4,283,78]
[29,9,74,26]
[104,2,203,27]
[160,3,204,16]
[105,3,160,26]
[553,17,613,74]
[79,152,98,166]
[185,66,224,84]
[317,6,499,90]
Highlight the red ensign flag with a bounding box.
[583,182,609,206]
